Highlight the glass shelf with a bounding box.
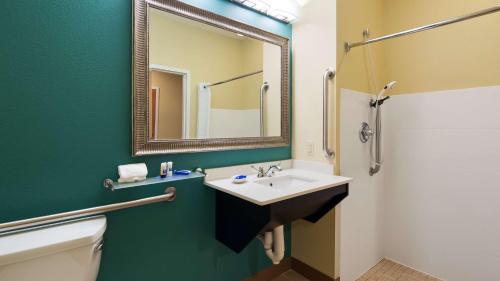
[103,172,205,191]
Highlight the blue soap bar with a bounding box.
[232,175,247,184]
[173,170,192,175]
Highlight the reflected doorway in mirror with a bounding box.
[149,65,191,140]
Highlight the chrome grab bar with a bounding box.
[260,82,269,137]
[369,101,383,176]
[323,68,336,159]
[0,187,176,233]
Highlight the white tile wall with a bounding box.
[340,85,500,281]
[339,89,385,281]
[383,86,500,281]
[210,109,260,138]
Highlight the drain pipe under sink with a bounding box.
[258,225,285,264]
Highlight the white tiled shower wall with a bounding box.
[339,89,386,281]
[340,86,500,281]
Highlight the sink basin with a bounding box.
[204,164,353,253]
[255,175,316,189]
[205,168,352,205]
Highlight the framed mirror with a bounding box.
[132,0,290,156]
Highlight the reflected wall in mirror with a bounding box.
[132,0,290,155]
[148,8,282,140]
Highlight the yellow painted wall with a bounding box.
[381,0,500,94]
[337,0,500,98]
[337,0,385,96]
[149,8,262,137]
[242,39,264,107]
[292,211,337,277]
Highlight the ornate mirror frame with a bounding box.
[132,0,290,156]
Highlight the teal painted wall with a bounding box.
[0,0,292,280]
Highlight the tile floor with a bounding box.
[357,259,442,281]
[269,259,442,281]
[271,270,310,281]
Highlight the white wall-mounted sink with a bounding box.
[205,159,353,255]
[205,160,352,206]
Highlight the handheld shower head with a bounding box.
[385,81,397,90]
[376,81,397,100]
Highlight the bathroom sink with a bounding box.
[205,168,351,205]
[254,175,316,189]
[205,163,353,253]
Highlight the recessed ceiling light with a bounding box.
[237,33,245,37]
[230,0,299,23]
[242,1,256,8]
[241,0,270,13]
[268,9,297,23]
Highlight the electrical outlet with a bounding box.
[306,141,314,157]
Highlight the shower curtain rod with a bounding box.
[345,5,500,52]
[205,70,263,88]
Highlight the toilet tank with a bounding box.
[0,216,106,281]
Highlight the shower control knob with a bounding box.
[359,122,374,143]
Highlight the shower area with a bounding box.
[337,1,500,281]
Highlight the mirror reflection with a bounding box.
[148,8,282,140]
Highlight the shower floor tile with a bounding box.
[356,259,442,281]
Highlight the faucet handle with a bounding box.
[251,165,265,177]
[250,165,262,172]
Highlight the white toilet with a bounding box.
[0,216,107,281]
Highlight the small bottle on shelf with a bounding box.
[160,162,167,178]
[167,162,173,177]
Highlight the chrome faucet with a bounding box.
[265,164,282,177]
[252,163,282,178]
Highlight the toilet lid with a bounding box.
[0,216,106,266]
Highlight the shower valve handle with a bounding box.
[359,122,374,143]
